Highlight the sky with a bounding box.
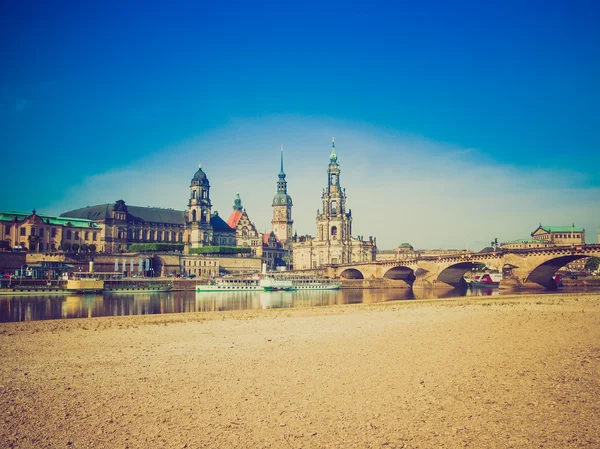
[1,0,599,250]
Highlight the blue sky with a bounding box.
[1,0,599,249]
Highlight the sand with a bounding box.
[1,292,599,449]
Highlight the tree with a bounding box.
[584,257,600,272]
[72,243,80,253]
[0,240,10,251]
[80,243,89,253]
[88,244,97,253]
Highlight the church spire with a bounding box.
[329,137,338,164]
[280,145,284,175]
[278,145,287,183]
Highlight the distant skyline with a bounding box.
[1,1,599,249]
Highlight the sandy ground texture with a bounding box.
[1,293,599,449]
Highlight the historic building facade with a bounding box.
[226,193,286,270]
[292,139,377,270]
[530,224,585,246]
[61,200,186,253]
[0,210,101,252]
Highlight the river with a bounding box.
[1,286,599,323]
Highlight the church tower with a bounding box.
[315,138,353,264]
[187,164,213,249]
[271,148,293,246]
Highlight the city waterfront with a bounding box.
[2,287,599,322]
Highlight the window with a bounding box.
[51,228,57,238]
[5,225,11,235]
[331,226,338,239]
[331,201,337,214]
[74,232,79,240]
[93,233,97,241]
[39,228,45,237]
[85,232,89,240]
[31,228,36,236]
[66,230,72,239]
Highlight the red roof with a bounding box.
[263,232,281,245]
[226,210,243,228]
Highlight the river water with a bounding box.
[1,286,598,323]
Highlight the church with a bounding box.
[292,139,377,270]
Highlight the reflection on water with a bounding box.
[0,286,594,322]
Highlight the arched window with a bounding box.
[331,174,337,185]
[192,210,197,222]
[331,226,338,239]
[192,190,196,199]
[331,201,337,214]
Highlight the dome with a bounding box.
[272,192,293,207]
[191,165,209,186]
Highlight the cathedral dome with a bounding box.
[272,192,293,207]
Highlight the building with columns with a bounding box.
[292,139,377,270]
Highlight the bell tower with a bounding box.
[315,138,352,264]
[187,164,213,249]
[271,147,293,246]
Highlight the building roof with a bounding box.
[263,232,281,245]
[0,211,101,229]
[210,213,234,233]
[226,210,243,229]
[191,165,209,186]
[532,224,585,235]
[61,204,186,225]
[504,238,550,244]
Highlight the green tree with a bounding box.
[88,244,97,253]
[72,243,80,253]
[0,240,10,251]
[584,257,600,272]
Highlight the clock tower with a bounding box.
[271,148,293,246]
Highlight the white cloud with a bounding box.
[46,115,600,249]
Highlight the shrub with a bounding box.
[128,243,184,253]
[188,246,251,255]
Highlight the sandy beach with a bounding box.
[1,292,599,448]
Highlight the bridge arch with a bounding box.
[383,266,416,285]
[340,268,364,279]
[525,255,588,289]
[436,262,483,287]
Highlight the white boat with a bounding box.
[289,277,341,290]
[196,277,263,292]
[260,277,294,292]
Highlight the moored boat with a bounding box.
[259,277,294,292]
[196,277,263,292]
[289,277,341,290]
[470,273,502,287]
[104,283,172,293]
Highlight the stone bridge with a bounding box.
[321,244,600,290]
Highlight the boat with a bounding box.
[288,277,341,290]
[104,283,172,293]
[470,273,502,287]
[196,277,263,292]
[259,277,294,292]
[66,273,104,293]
